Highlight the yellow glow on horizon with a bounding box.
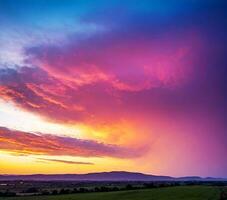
[0,151,135,175]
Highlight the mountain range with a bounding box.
[0,171,225,181]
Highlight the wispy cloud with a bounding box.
[36,158,94,165]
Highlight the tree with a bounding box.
[125,184,133,190]
[52,190,58,195]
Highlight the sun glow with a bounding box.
[0,100,82,138]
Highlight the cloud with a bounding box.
[0,66,129,126]
[27,23,200,92]
[0,127,141,158]
[0,10,203,125]
[0,66,87,122]
[36,158,94,165]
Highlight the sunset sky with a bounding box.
[0,0,226,177]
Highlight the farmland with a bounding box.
[0,185,225,200]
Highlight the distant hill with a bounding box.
[0,171,224,181]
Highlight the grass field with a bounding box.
[0,186,222,200]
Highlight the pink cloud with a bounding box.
[27,28,201,92]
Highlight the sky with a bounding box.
[0,0,226,177]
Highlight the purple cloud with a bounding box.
[0,126,142,158]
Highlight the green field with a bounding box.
[0,186,222,200]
